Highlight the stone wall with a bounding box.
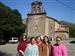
[27,15,46,38]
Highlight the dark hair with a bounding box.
[56,36,62,40]
[30,37,35,42]
[36,36,42,41]
[43,36,51,44]
[20,35,27,41]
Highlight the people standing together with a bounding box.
[17,35,67,56]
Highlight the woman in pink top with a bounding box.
[53,37,67,56]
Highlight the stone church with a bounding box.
[23,0,69,39]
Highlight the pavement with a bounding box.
[0,43,18,56]
[0,38,75,56]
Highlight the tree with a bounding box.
[0,2,26,42]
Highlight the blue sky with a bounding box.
[0,0,75,23]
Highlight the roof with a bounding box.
[31,1,42,6]
[46,16,60,24]
[55,29,69,33]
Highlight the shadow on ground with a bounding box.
[0,51,11,56]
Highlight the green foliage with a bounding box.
[0,2,26,41]
[69,24,75,37]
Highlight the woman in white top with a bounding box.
[24,37,39,56]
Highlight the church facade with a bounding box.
[23,1,69,39]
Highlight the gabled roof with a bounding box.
[46,16,60,24]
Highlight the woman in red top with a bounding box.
[17,35,29,56]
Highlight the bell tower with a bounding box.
[27,0,46,38]
[28,0,46,15]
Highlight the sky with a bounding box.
[0,0,75,23]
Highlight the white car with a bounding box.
[9,37,18,43]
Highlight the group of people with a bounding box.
[17,35,67,56]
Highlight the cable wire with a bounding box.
[56,0,75,10]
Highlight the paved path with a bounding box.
[0,43,18,56]
[63,39,75,56]
[0,38,75,56]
